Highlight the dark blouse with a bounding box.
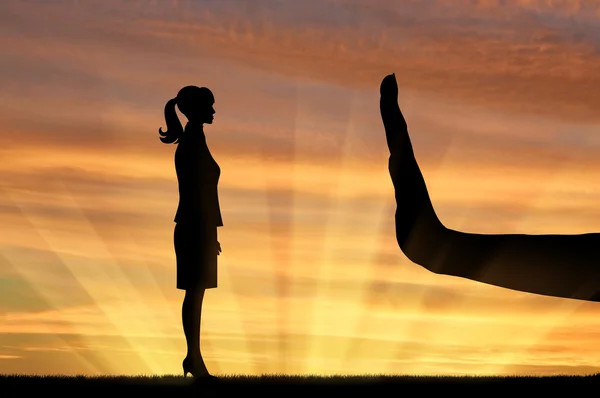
[174,122,223,227]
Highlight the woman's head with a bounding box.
[158,86,215,144]
[177,86,215,124]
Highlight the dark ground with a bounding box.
[2,374,600,396]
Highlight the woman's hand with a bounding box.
[217,241,222,255]
[380,73,398,100]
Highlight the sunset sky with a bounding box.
[2,0,600,377]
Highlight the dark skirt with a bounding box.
[174,222,218,290]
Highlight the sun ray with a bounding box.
[240,150,290,375]
[304,88,393,375]
[340,198,399,374]
[331,188,392,374]
[109,228,188,372]
[321,92,398,375]
[301,92,360,375]
[285,77,352,375]
[207,155,274,376]
[261,113,297,374]
[4,182,175,374]
[0,188,123,374]
[287,76,310,375]
[263,189,291,374]
[0,250,107,375]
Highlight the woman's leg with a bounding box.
[182,287,207,369]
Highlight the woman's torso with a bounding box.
[174,123,223,227]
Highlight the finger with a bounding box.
[381,74,396,90]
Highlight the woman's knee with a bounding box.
[185,287,205,302]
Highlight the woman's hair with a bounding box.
[159,86,214,144]
[159,97,181,144]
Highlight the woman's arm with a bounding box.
[381,74,600,302]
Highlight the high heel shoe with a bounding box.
[182,356,218,382]
[182,356,203,378]
[182,357,193,378]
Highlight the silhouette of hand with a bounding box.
[380,73,398,99]
[217,241,222,255]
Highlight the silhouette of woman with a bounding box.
[380,73,600,302]
[159,86,222,380]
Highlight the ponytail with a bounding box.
[158,98,183,144]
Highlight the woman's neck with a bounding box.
[184,121,205,140]
[185,120,204,131]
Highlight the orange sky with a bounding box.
[2,0,600,376]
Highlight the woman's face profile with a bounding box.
[197,100,215,125]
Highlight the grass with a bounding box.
[3,374,600,395]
